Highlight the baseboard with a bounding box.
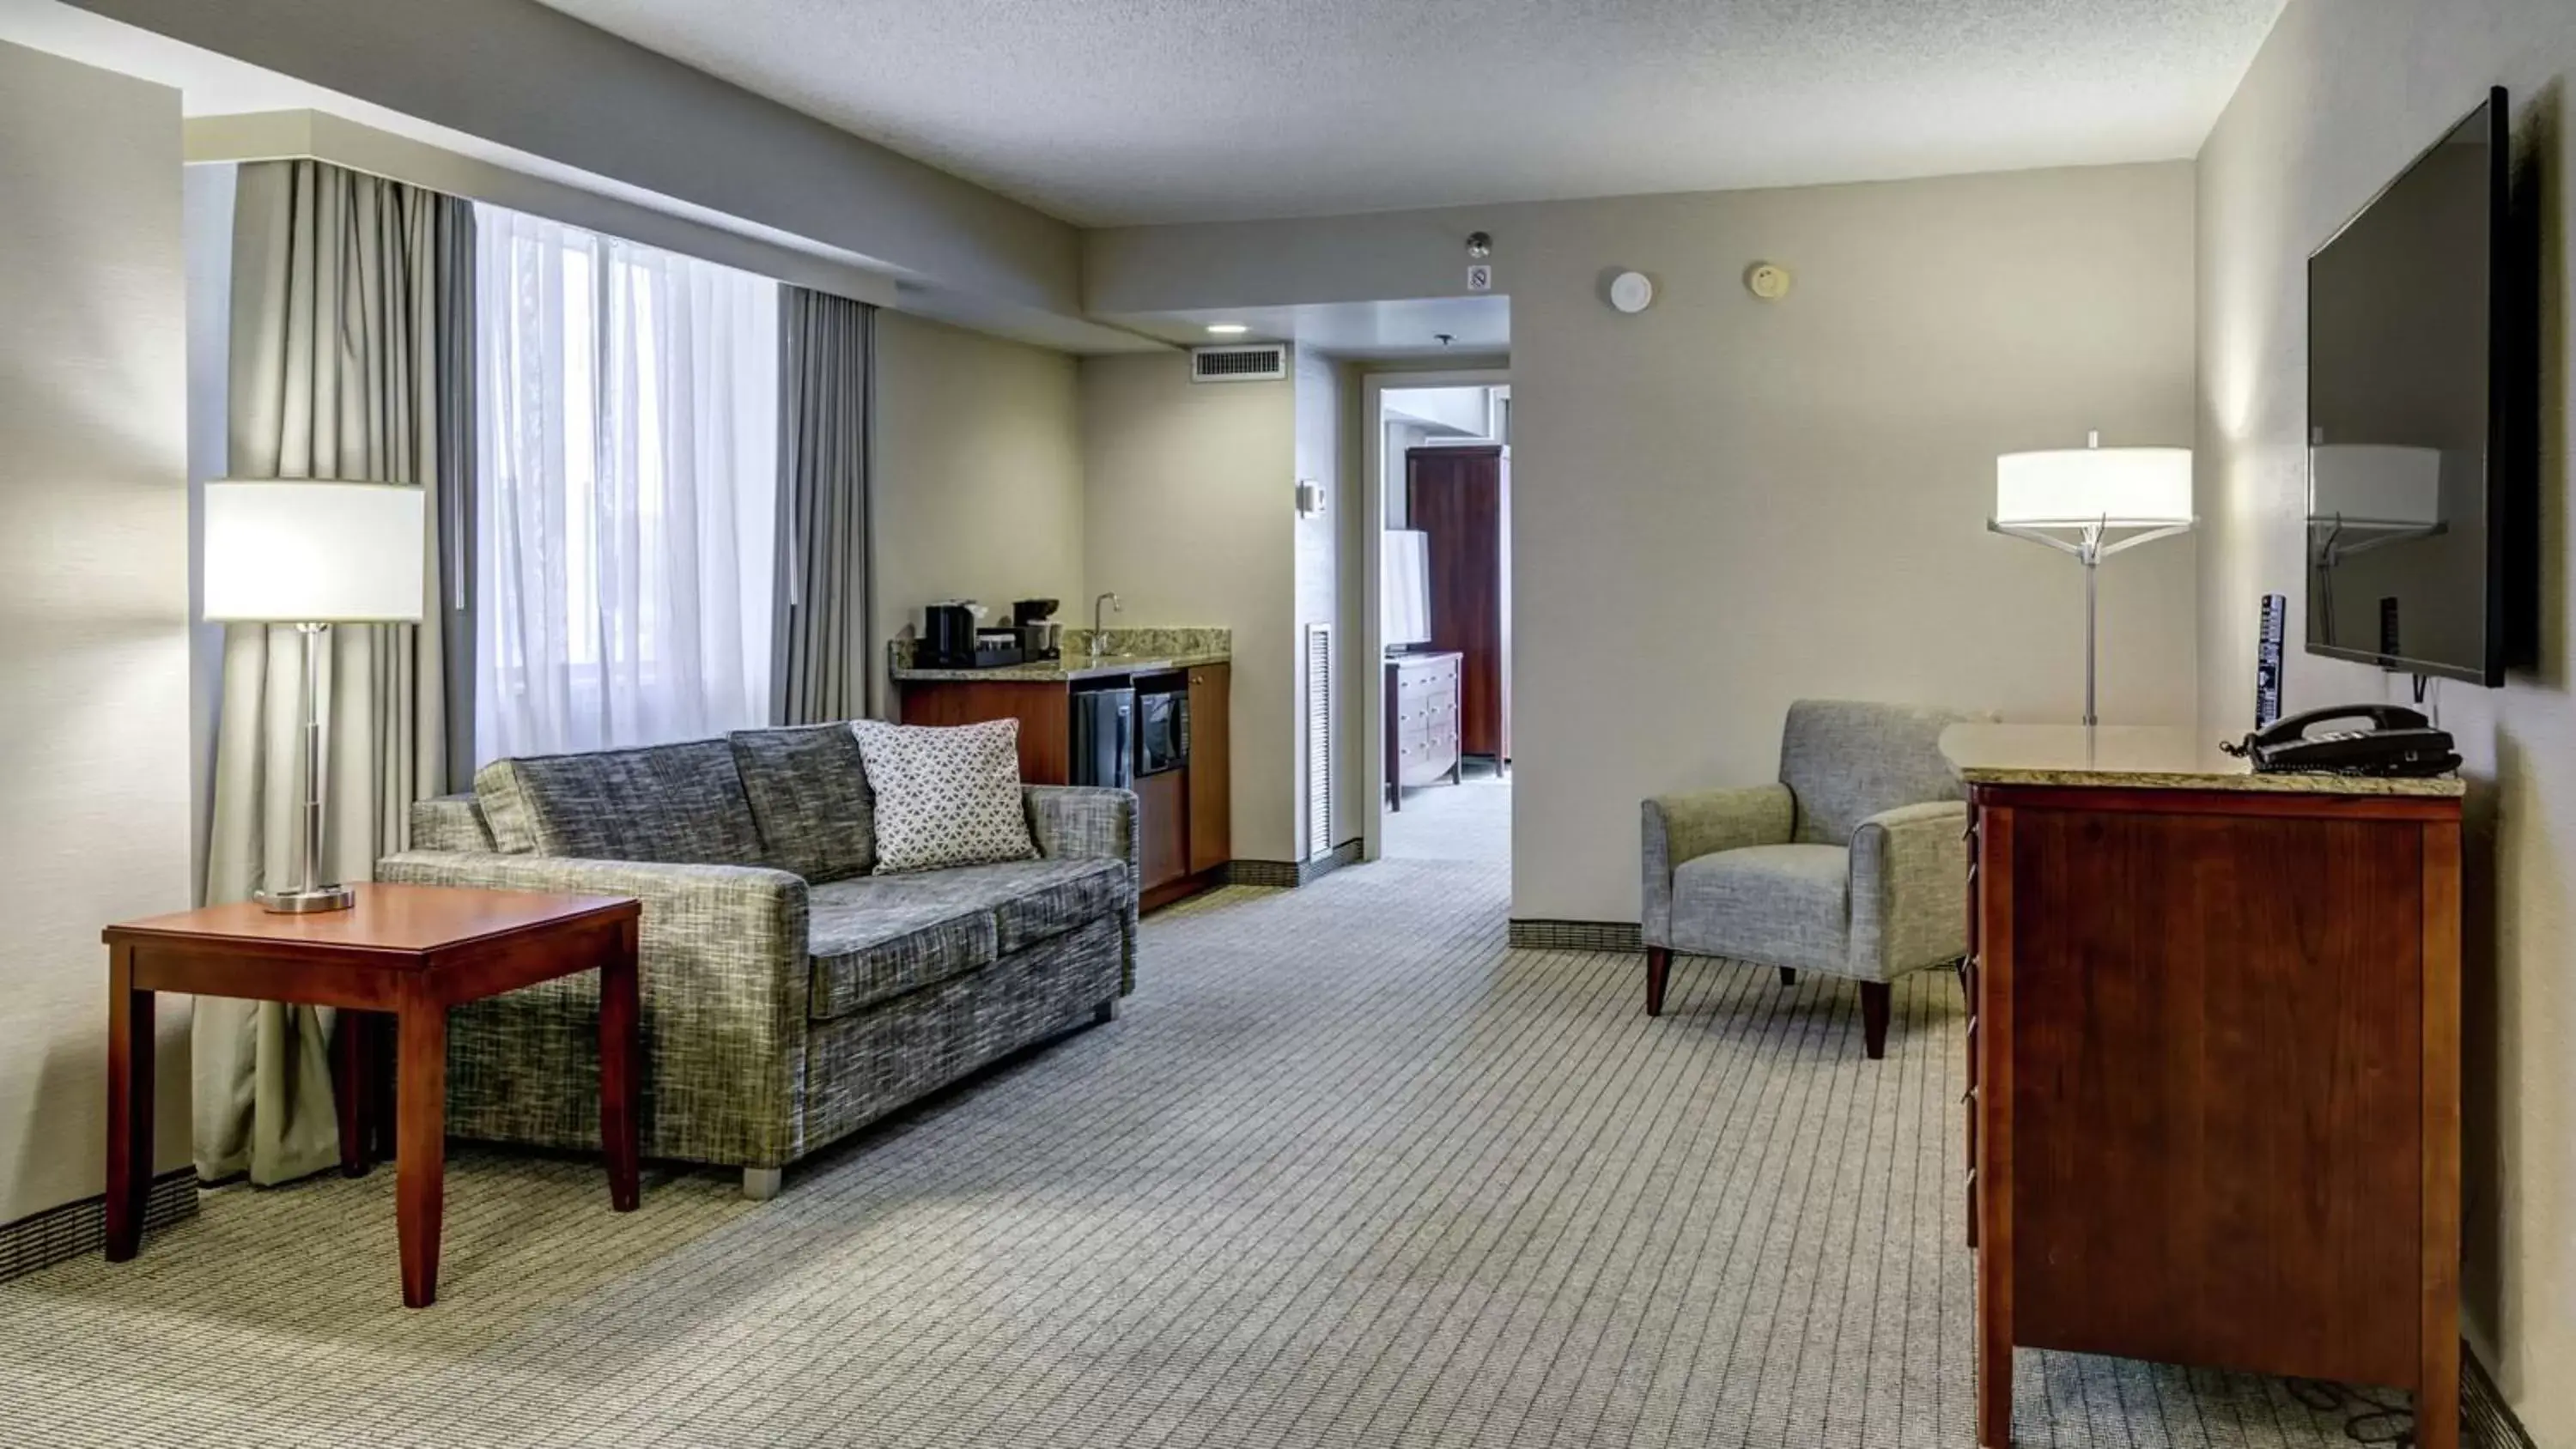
[1509,918,1644,953]
[0,1168,198,1285]
[2465,1348,2539,1449]
[1224,858,1300,888]
[1224,841,1361,890]
[1297,839,1363,885]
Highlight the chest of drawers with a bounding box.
[1385,651,1463,809]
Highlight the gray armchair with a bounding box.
[1640,700,1990,1058]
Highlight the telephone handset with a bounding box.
[2223,703,2460,778]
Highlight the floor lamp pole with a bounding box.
[2080,525,2102,729]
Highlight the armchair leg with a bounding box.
[1644,948,1671,1016]
[1859,982,1892,1060]
[1777,967,1798,987]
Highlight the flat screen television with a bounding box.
[2306,86,2534,686]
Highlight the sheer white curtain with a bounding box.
[474,206,778,761]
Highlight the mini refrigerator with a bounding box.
[1071,687,1135,789]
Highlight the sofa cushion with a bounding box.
[807,881,999,1019]
[1668,844,1850,975]
[804,857,1132,1019]
[730,724,877,882]
[849,718,1038,874]
[474,739,765,865]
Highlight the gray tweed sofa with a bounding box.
[376,724,1138,1199]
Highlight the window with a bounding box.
[473,206,778,761]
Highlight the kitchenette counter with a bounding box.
[889,627,1230,684]
[892,627,1235,912]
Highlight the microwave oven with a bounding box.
[1137,688,1188,776]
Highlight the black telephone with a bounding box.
[2224,704,2460,778]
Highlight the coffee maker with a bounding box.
[920,601,985,668]
[1013,598,1063,662]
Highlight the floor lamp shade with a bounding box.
[204,481,426,624]
[1989,440,2194,730]
[1995,446,2194,529]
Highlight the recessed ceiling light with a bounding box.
[1206,323,1249,336]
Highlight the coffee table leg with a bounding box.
[600,919,641,1212]
[105,944,153,1262]
[396,991,447,1308]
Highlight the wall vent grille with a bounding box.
[1305,623,1334,859]
[1192,344,1288,382]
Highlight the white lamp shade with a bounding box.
[204,481,426,623]
[1995,446,2194,528]
[2310,444,2441,525]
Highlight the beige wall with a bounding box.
[0,41,194,1225]
[871,312,1086,713]
[1504,167,2197,919]
[1092,167,2199,921]
[1293,349,1355,854]
[1081,355,1298,860]
[2196,3,2576,1437]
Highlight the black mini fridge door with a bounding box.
[1071,688,1135,789]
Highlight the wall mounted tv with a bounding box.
[2306,86,2535,687]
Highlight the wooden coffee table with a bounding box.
[101,883,642,1307]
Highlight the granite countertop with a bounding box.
[891,650,1230,684]
[1939,723,2465,797]
[889,627,1230,684]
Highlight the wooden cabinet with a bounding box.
[1137,769,1188,895]
[1967,782,2461,1449]
[1406,446,1509,768]
[898,662,1232,912]
[1384,651,1462,809]
[1186,664,1230,876]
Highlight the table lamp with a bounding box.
[204,480,426,912]
[1990,433,2193,727]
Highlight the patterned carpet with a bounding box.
[0,777,2420,1448]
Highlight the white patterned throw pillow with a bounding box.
[848,719,1039,873]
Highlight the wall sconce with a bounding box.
[1296,479,1327,517]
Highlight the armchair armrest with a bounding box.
[374,851,812,1165]
[1641,784,1795,946]
[1847,801,1970,979]
[1020,784,1141,997]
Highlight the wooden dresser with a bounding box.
[1384,651,1462,809]
[1945,724,2464,1449]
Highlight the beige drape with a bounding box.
[194,161,471,1185]
[772,287,872,724]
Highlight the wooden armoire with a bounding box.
[1406,446,1510,770]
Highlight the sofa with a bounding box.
[375,723,1138,1199]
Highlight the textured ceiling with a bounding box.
[532,0,2283,227]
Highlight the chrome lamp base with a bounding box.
[257,884,356,914]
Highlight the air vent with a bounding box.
[1192,344,1288,382]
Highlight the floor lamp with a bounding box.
[204,480,426,912]
[1989,434,2194,728]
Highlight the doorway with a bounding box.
[1362,374,1511,867]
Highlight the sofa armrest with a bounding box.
[1021,785,1140,997]
[1847,801,1970,979]
[1023,785,1139,880]
[1641,784,1795,946]
[374,851,813,1166]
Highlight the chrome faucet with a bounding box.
[1090,592,1121,658]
